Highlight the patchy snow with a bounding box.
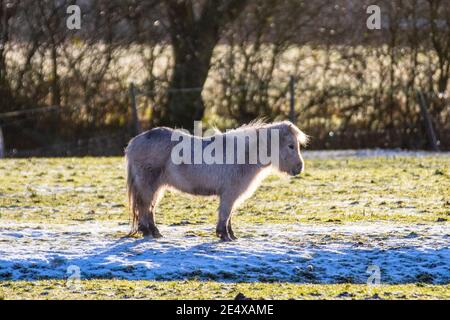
[0,222,448,284]
[31,185,97,196]
[303,149,450,159]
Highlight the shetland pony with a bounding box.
[125,120,308,241]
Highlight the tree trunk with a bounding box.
[161,0,249,130]
[164,34,216,130]
[0,126,4,158]
[50,42,61,107]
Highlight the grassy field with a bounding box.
[1,280,448,300]
[0,153,449,299]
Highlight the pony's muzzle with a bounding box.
[290,163,304,176]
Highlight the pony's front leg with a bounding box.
[216,195,237,241]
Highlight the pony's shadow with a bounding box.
[1,234,449,284]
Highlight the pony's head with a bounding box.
[275,121,309,176]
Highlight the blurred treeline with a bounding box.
[0,0,449,155]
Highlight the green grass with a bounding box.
[0,155,449,299]
[0,156,449,225]
[1,280,448,300]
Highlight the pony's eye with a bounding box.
[288,144,294,150]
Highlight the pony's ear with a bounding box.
[284,121,310,146]
[298,131,310,146]
[284,120,294,128]
[280,121,294,137]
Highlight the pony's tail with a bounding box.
[126,157,140,237]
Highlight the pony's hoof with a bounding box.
[219,234,234,242]
[228,229,237,240]
[143,233,163,240]
[138,224,151,236]
[151,230,163,238]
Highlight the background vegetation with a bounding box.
[0,0,449,155]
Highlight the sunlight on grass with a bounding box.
[0,156,448,225]
[1,280,448,300]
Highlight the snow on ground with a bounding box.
[303,149,450,159]
[0,222,448,284]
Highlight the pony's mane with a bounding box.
[225,119,309,146]
[236,118,269,130]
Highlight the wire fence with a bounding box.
[0,79,448,157]
[5,132,129,158]
[0,105,61,119]
[127,77,298,132]
[0,101,127,157]
[1,80,294,158]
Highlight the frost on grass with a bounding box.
[0,152,448,286]
[302,149,450,159]
[0,222,448,284]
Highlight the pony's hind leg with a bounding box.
[138,189,163,238]
[136,169,164,238]
[216,193,238,241]
[146,188,164,238]
[137,197,152,236]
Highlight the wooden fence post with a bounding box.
[0,126,4,158]
[417,90,439,151]
[289,75,296,123]
[129,82,141,136]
